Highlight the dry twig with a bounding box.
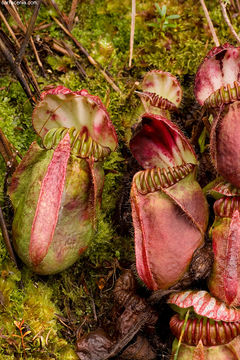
[0,31,36,104]
[199,0,220,46]
[229,0,238,11]
[4,3,23,30]
[34,22,53,31]
[126,81,139,100]
[59,40,86,78]
[4,3,45,76]
[68,0,79,30]
[129,0,136,67]
[15,0,42,65]
[220,0,240,44]
[230,0,240,12]
[0,207,18,268]
[50,38,77,57]
[236,0,240,13]
[0,10,20,46]
[89,287,98,322]
[0,10,40,95]
[47,0,69,27]
[50,39,73,56]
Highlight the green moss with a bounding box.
[0,238,77,358]
[47,55,73,72]
[0,78,36,202]
[0,0,238,357]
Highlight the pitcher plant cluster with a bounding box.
[1,43,240,359]
[2,87,118,275]
[167,44,240,359]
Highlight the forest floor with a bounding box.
[0,0,238,359]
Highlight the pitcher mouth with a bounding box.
[195,43,240,106]
[133,163,195,194]
[43,127,111,161]
[135,91,178,112]
[204,81,240,108]
[141,70,182,107]
[170,313,240,347]
[168,290,240,322]
[32,86,118,152]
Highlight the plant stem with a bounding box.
[59,40,86,78]
[129,0,136,67]
[3,3,42,92]
[68,0,79,30]
[199,0,220,46]
[236,0,240,13]
[0,32,35,104]
[220,0,240,44]
[0,207,18,268]
[15,0,42,65]
[174,310,190,360]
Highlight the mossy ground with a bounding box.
[0,0,238,358]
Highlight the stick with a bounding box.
[51,40,72,56]
[236,0,240,13]
[68,0,79,30]
[30,37,46,77]
[230,0,237,11]
[0,129,20,172]
[60,40,86,78]
[2,6,41,93]
[89,287,98,322]
[129,0,136,67]
[199,0,220,46]
[220,0,240,44]
[45,37,86,77]
[50,38,79,58]
[125,81,139,100]
[34,22,53,31]
[15,0,42,65]
[4,2,45,79]
[0,10,20,47]
[0,28,40,101]
[4,4,24,31]
[174,310,190,360]
[0,207,18,268]
[47,0,69,28]
[0,33,35,105]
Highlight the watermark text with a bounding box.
[1,0,37,5]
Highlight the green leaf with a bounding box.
[155,3,162,15]
[174,309,190,360]
[167,14,180,20]
[161,5,167,17]
[163,23,177,29]
[198,127,208,153]
[148,22,159,27]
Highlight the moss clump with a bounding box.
[0,238,77,358]
[0,0,238,358]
